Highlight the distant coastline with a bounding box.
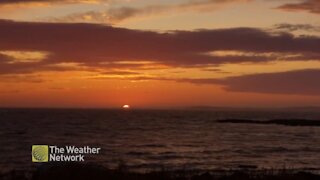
[218,119,320,127]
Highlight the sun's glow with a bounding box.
[122,104,130,109]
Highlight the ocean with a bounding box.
[1,108,320,172]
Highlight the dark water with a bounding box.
[1,108,320,172]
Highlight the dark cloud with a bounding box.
[277,0,320,14]
[180,69,320,96]
[0,19,320,74]
[0,53,11,62]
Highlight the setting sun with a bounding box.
[1,0,320,179]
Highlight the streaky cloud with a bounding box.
[49,0,252,24]
[95,69,320,96]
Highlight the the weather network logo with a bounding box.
[32,145,49,162]
[32,145,101,162]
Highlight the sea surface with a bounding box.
[1,108,320,172]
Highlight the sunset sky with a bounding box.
[0,0,320,108]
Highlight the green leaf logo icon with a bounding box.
[32,145,48,162]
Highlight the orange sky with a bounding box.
[0,0,320,108]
